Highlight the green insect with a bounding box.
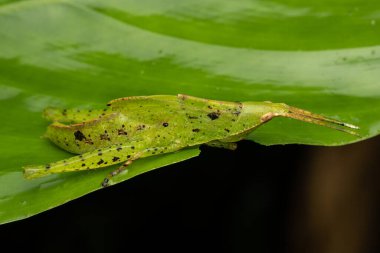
[23,94,359,187]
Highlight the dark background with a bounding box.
[1,138,379,253]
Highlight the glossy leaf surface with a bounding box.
[0,0,379,224]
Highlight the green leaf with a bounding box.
[0,0,379,224]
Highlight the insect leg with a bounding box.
[205,141,237,150]
[101,145,174,187]
[101,160,134,188]
[23,144,136,179]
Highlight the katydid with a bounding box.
[23,94,359,187]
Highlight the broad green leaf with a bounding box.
[0,0,379,224]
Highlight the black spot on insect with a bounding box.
[107,103,111,106]
[81,163,86,167]
[103,109,107,112]
[62,109,67,116]
[154,148,158,151]
[224,128,230,133]
[232,119,236,122]
[45,164,51,170]
[104,162,108,165]
[76,143,80,147]
[104,130,108,133]
[127,155,131,158]
[85,139,94,145]
[89,109,92,112]
[131,146,135,149]
[118,129,128,135]
[160,151,164,154]
[122,124,125,128]
[98,152,102,156]
[208,105,212,109]
[112,157,120,162]
[192,128,200,132]
[188,115,198,119]
[152,152,156,155]
[74,130,86,141]
[137,125,145,130]
[207,112,220,120]
[100,134,110,141]
[163,122,169,127]
[117,147,122,151]
[232,110,241,116]
[97,159,104,165]
[65,143,69,146]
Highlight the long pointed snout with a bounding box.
[241,101,359,136]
